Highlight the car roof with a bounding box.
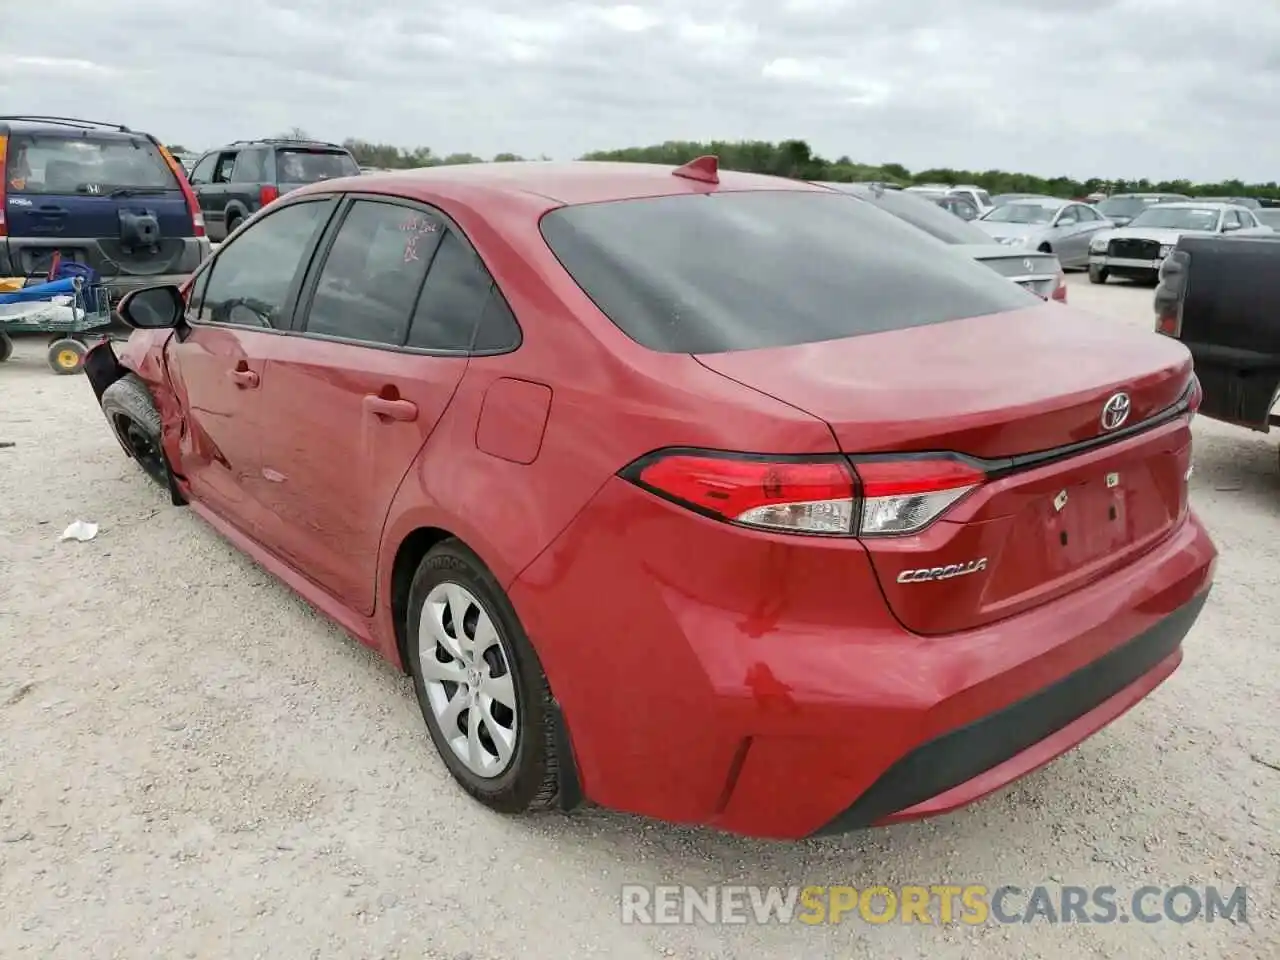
[1001,196,1068,207]
[301,160,832,207]
[1149,201,1232,209]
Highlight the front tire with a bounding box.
[100,373,184,503]
[1089,265,1109,284]
[406,540,560,813]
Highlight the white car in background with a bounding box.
[905,183,994,215]
[1087,202,1274,284]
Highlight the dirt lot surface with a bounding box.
[1,274,1277,959]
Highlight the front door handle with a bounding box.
[229,368,259,388]
[363,395,418,422]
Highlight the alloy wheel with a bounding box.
[417,582,519,778]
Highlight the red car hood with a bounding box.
[693,303,1193,459]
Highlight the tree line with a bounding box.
[166,134,1280,200]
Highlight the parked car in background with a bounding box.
[947,184,994,214]
[934,193,982,220]
[0,116,209,300]
[1154,233,1280,448]
[991,192,1053,207]
[1094,193,1190,227]
[84,156,1214,839]
[821,181,1066,299]
[1191,196,1261,210]
[1255,208,1280,229]
[1088,202,1273,284]
[972,197,1114,267]
[188,137,360,242]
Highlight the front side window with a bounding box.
[540,190,1039,354]
[198,200,333,328]
[5,133,180,195]
[188,153,217,185]
[302,201,437,345]
[212,152,238,183]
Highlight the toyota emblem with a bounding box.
[1101,392,1131,431]
[1023,258,1033,271]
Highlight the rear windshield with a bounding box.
[277,149,359,183]
[854,189,993,244]
[1255,209,1280,228]
[539,191,1040,354]
[4,134,179,195]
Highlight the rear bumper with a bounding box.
[0,238,209,295]
[509,477,1217,839]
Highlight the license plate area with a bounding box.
[1046,472,1132,569]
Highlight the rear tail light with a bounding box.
[621,450,985,537]
[1155,305,1182,337]
[852,457,986,535]
[1154,251,1188,337]
[0,134,8,237]
[1051,269,1067,302]
[155,141,205,238]
[259,185,280,208]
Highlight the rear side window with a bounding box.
[198,200,333,328]
[302,201,434,345]
[277,149,359,183]
[539,191,1040,354]
[231,149,268,183]
[405,231,494,351]
[5,133,179,195]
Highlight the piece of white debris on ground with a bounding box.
[59,520,99,542]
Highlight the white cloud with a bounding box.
[0,0,1277,181]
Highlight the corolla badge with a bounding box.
[897,558,988,583]
[1101,392,1131,431]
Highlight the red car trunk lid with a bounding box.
[696,303,1196,633]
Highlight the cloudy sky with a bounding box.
[2,0,1278,182]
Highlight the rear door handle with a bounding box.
[363,395,418,422]
[229,368,259,388]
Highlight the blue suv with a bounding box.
[0,116,210,300]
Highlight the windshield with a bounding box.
[539,191,1038,354]
[981,202,1060,224]
[5,133,179,195]
[854,190,994,244]
[277,149,360,183]
[1128,207,1221,230]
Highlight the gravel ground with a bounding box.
[1,274,1277,959]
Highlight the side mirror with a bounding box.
[1222,220,1242,232]
[117,284,185,329]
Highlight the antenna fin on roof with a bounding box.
[672,155,719,184]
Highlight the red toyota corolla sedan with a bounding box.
[84,158,1217,840]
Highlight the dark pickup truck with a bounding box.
[1154,233,1280,437]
